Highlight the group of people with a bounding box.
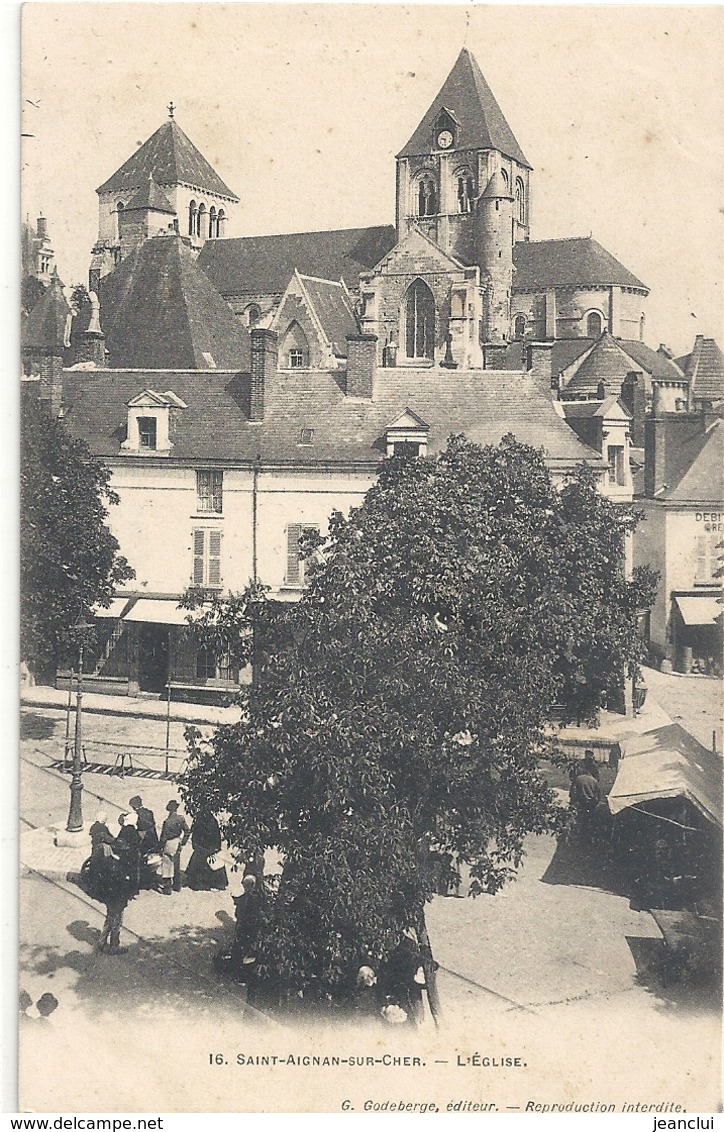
[353,937,427,1026]
[82,795,230,955]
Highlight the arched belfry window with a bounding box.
[217,209,226,237]
[586,311,604,338]
[405,279,435,360]
[197,203,207,239]
[456,169,474,214]
[515,178,525,224]
[116,202,125,240]
[209,206,217,238]
[188,200,197,236]
[416,175,437,218]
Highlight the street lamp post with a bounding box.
[66,628,90,832]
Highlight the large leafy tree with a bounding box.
[20,393,134,679]
[181,435,656,1022]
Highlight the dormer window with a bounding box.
[385,408,430,458]
[138,417,157,450]
[121,389,187,456]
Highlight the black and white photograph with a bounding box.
[14,2,724,1115]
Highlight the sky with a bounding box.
[20,3,724,357]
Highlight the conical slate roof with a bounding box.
[676,336,724,403]
[99,235,250,370]
[564,331,645,396]
[125,174,175,214]
[398,47,530,167]
[96,118,238,200]
[21,272,70,353]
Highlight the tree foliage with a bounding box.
[180,435,656,1016]
[20,394,134,677]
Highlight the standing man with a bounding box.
[158,800,190,894]
[129,795,160,889]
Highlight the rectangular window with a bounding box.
[607,445,626,487]
[196,469,223,513]
[286,523,319,586]
[393,441,420,458]
[695,534,721,584]
[192,528,223,588]
[138,417,157,450]
[289,349,305,368]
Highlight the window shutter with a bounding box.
[287,524,302,584]
[208,530,222,586]
[193,529,205,585]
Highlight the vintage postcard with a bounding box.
[17,2,723,1115]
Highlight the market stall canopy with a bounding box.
[673,595,723,627]
[608,723,722,827]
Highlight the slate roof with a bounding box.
[61,364,601,471]
[561,395,629,420]
[21,272,70,353]
[198,226,397,296]
[298,276,358,357]
[513,237,647,292]
[675,336,724,403]
[96,119,238,200]
[99,235,250,370]
[661,419,723,504]
[561,333,686,397]
[125,175,175,214]
[398,47,530,168]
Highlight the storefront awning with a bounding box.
[674,595,723,627]
[92,597,132,619]
[608,723,722,827]
[123,599,199,626]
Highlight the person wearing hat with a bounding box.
[89,811,114,848]
[129,795,160,888]
[158,800,190,895]
[115,810,141,896]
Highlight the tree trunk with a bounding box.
[416,906,442,1027]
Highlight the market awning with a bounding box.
[673,595,723,627]
[123,599,199,626]
[608,723,722,827]
[92,597,132,619]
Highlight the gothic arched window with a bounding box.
[405,279,435,360]
[456,169,474,214]
[515,179,526,224]
[188,200,197,237]
[416,175,437,218]
[586,310,603,338]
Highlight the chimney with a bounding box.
[250,328,277,422]
[28,353,64,419]
[346,334,377,399]
[644,389,667,497]
[526,341,555,388]
[73,291,106,367]
[545,289,556,340]
[620,370,645,447]
[36,215,47,239]
[483,342,508,370]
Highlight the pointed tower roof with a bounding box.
[398,47,530,167]
[96,118,239,200]
[98,235,250,369]
[21,271,71,353]
[480,170,513,200]
[125,173,175,214]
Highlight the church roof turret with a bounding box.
[479,169,513,200]
[96,117,239,201]
[398,47,531,168]
[124,173,176,214]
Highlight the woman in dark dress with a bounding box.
[185,809,228,890]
